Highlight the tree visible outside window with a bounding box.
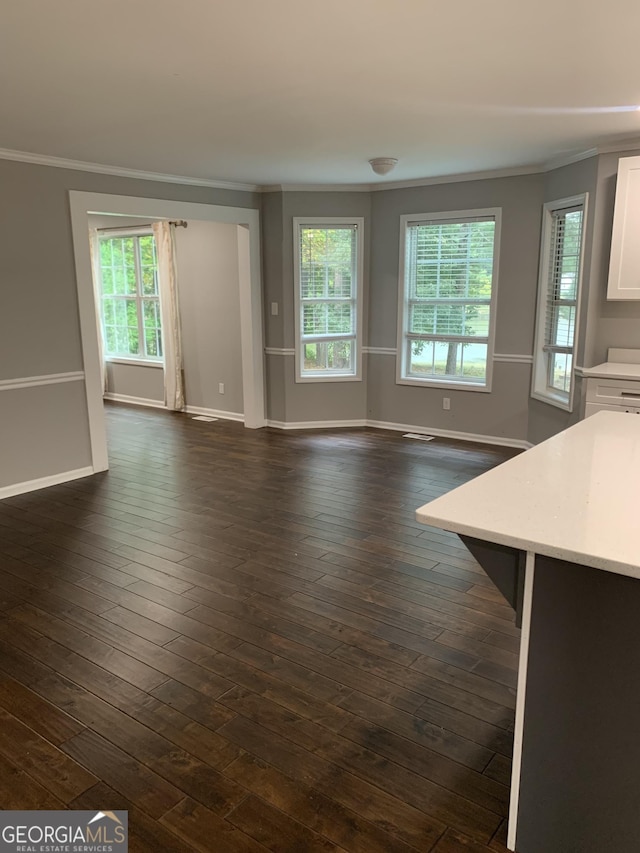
[531,196,587,411]
[398,210,500,389]
[98,233,162,361]
[294,219,363,381]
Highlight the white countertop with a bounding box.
[416,411,640,578]
[582,361,640,381]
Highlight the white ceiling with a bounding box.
[2,0,640,187]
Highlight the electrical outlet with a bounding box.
[443,397,451,410]
[271,302,279,316]
[218,382,225,394]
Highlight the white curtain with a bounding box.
[88,227,108,393]
[153,221,185,411]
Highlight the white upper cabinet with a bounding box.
[608,156,640,300]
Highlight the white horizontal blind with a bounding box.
[405,214,494,227]
[298,225,358,377]
[403,216,496,384]
[543,205,584,396]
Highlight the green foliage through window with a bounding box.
[298,224,358,377]
[99,233,162,361]
[403,217,496,384]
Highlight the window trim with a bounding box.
[97,228,164,365]
[293,216,364,383]
[396,208,502,393]
[531,194,588,412]
[105,357,164,369]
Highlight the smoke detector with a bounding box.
[369,157,398,176]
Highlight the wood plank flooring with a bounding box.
[0,403,521,852]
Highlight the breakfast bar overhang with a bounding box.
[416,411,640,853]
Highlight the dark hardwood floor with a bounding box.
[0,403,521,852]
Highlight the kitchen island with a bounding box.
[416,411,640,853]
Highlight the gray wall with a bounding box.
[260,176,552,442]
[262,168,629,444]
[261,192,286,421]
[105,362,165,402]
[262,192,285,350]
[176,220,244,415]
[0,382,92,489]
[0,157,257,492]
[526,375,587,447]
[4,145,639,495]
[527,156,599,445]
[527,149,640,445]
[367,175,543,441]
[262,190,371,424]
[88,216,244,412]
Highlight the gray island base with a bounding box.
[416,412,640,853]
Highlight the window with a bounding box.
[531,195,587,411]
[294,218,364,381]
[98,232,163,362]
[397,209,501,390]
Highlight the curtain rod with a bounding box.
[96,220,188,232]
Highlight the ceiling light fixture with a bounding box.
[369,157,398,176]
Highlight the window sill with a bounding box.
[106,358,164,369]
[295,373,362,384]
[530,389,572,412]
[397,376,490,393]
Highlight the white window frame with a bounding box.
[293,217,364,383]
[396,208,501,392]
[531,194,588,412]
[97,228,163,365]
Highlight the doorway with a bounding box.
[69,191,265,474]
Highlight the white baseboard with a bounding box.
[267,416,531,449]
[105,396,245,423]
[367,419,531,449]
[104,392,166,409]
[267,419,367,430]
[104,396,529,449]
[185,405,244,423]
[0,466,95,500]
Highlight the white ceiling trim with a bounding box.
[367,164,542,191]
[262,183,372,193]
[542,148,599,172]
[542,137,640,172]
[595,135,640,154]
[263,165,543,193]
[2,137,640,195]
[0,147,260,193]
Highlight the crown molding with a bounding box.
[594,136,640,155]
[260,164,542,194]
[260,136,640,193]
[4,137,640,198]
[0,147,260,193]
[542,136,640,172]
[368,163,542,191]
[262,183,371,193]
[542,147,599,172]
